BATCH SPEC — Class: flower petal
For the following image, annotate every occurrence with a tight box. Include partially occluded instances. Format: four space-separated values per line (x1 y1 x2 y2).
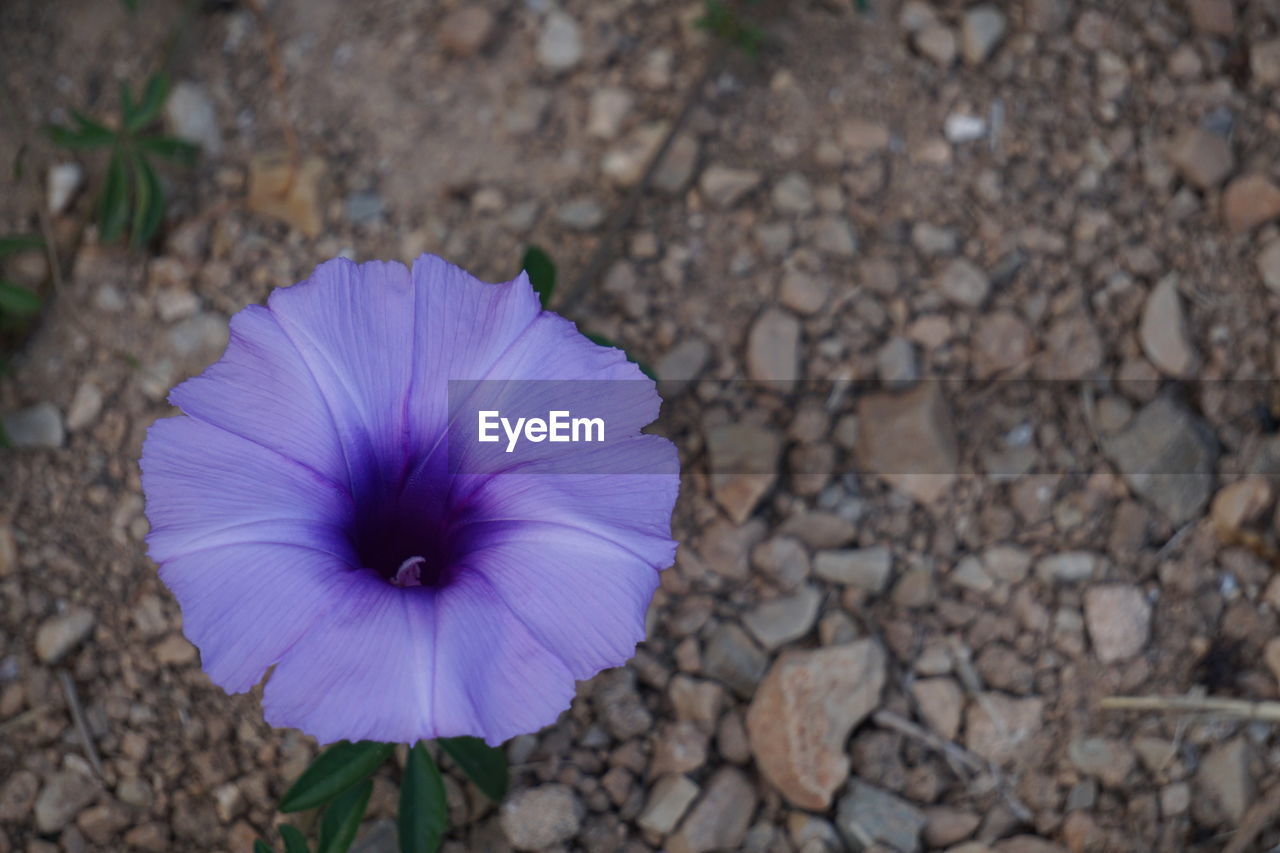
267 259 416 497
159 542 355 692
141 415 354 564
262 573 575 745
168 304 350 486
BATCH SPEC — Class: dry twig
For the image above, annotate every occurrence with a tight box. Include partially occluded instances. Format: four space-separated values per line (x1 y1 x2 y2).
1101 694 1280 722
58 670 104 778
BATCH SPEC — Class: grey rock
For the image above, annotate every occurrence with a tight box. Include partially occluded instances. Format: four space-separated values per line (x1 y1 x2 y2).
1197 737 1253 823
743 584 822 650
913 24 956 67
1139 275 1198 377
34 771 99 833
1168 127 1233 191
810 216 858 257
855 382 959 503
536 11 583 72
876 336 920 389
911 222 957 256
935 258 990 307
66 382 104 432
169 312 229 359
638 775 700 835
772 173 815 215
836 780 926 853
0 769 39 821
746 308 801 381
703 623 768 699
35 607 96 664
699 165 762 208
1083 584 1151 664
556 198 605 230
1104 395 1217 523
779 269 830 315
1035 551 1098 584
653 133 700 195
592 668 652 739
961 4 1007 64
655 338 710 394
345 191 385 226
2 402 64 449
813 547 891 592
586 87 633 139
667 767 757 853
164 81 222 156
499 784 583 850
706 425 781 524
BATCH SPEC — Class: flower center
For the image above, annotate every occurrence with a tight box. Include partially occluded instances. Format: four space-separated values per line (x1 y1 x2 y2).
350 490 467 589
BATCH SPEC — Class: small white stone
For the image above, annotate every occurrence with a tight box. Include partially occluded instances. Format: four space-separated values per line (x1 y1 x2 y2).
944 113 987 144
537 11 583 72
47 162 84 215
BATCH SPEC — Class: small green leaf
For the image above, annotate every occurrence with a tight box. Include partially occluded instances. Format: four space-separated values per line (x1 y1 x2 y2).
71 109 116 139
98 150 131 243
280 825 310 853
0 281 41 317
317 779 372 853
130 154 165 248
254 841 274 853
46 116 115 149
398 743 447 853
119 81 137 125
437 737 507 803
521 245 556 309
121 0 139 11
279 740 395 813
138 136 199 166
127 73 169 132
0 235 44 258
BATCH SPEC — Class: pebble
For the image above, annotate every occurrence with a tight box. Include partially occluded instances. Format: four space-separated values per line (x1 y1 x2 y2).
47 162 84 215
752 537 810 590
603 122 667 186
810 216 857 257
1210 477 1273 536
779 269 830 315
699 165 762 208
1035 551 1097 584
1252 38 1280 85
555 198 605 230
154 633 198 666
1104 395 1217 524
35 607 96 663
923 808 981 848
1139 275 1198 377
743 584 822 650
0 522 14 577
1256 241 1280 292
655 338 710 395
935 258 990 307
944 114 986 144
813 546 892 592
964 693 1044 764
1 402 64 449
638 775 700 835
593 668 652 739
836 780 927 853
779 512 856 550
344 191 385 226
697 519 765 580
438 6 494 57
1197 737 1252 823
34 771 99 833
247 153 328 238
913 24 957 67
653 134 700 195
960 5 1007 65
587 88 634 139
772 173 815 215
1036 312 1103 379
912 677 964 740
1168 127 1233 191
746 640 886 810
499 785 583 851
706 425 781 524
0 770 38 821
973 312 1032 377
703 623 768 699
855 383 959 504
1187 0 1235 36
666 767 757 853
911 222 957 256
1083 584 1150 663
164 81 221 156
1068 737 1136 787
1222 174 1280 232
876 336 919 389
536 11 583 72
746 307 800 381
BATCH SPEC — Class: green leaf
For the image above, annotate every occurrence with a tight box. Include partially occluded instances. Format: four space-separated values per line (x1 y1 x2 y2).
437 737 507 802
0 235 44 258
521 245 556 309
46 111 115 149
98 150 130 243
138 136 199 166
130 154 165 248
398 743 447 853
280 825 310 853
127 73 169 132
584 333 657 381
254 842 274 853
0 281 41 317
279 740 395 813
317 779 372 853
119 81 137 125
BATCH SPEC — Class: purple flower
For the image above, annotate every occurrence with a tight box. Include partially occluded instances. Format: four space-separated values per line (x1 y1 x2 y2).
140 256 678 745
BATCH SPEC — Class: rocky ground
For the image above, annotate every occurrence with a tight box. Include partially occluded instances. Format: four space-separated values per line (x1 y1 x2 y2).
5 0 1280 851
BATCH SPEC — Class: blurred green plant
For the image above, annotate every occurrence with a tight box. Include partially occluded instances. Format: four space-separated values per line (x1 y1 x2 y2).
0 235 45 328
46 72 197 248
697 0 765 56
